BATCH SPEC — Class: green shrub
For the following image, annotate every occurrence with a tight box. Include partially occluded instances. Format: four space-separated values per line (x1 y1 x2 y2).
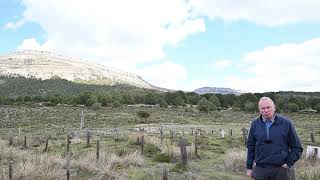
137 111 150 118
144 144 161 157
153 153 172 162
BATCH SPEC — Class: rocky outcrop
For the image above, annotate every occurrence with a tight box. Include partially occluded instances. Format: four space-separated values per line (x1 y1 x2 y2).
0 50 157 89
194 87 243 95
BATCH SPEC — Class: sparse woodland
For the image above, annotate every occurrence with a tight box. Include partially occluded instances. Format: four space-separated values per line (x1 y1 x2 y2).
0 76 320 179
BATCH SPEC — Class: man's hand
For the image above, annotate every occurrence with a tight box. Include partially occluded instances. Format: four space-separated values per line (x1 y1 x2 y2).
282 163 288 168
246 169 253 178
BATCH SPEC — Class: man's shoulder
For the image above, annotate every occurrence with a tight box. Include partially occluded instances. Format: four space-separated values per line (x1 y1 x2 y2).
251 117 262 125
274 114 296 128
275 114 292 122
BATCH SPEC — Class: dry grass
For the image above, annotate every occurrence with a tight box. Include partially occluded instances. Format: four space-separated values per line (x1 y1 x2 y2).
223 147 247 173
130 133 198 161
0 139 144 180
73 150 143 178
295 155 320 180
0 140 64 180
222 147 320 180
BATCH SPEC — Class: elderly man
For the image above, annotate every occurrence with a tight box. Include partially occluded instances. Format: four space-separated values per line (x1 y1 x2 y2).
246 97 303 180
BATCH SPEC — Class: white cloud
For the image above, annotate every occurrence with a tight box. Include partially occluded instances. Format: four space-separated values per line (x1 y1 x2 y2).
137 61 187 90
190 0 320 26
222 38 320 92
13 0 205 68
212 59 232 70
4 19 26 30
17 38 43 50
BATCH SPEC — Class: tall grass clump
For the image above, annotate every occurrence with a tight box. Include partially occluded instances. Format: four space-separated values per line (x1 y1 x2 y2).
223 148 246 172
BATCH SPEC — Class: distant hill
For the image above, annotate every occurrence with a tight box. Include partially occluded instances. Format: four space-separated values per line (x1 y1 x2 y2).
194 87 243 95
0 50 161 90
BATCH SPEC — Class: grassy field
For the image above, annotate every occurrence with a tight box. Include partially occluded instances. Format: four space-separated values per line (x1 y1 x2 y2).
0 105 319 179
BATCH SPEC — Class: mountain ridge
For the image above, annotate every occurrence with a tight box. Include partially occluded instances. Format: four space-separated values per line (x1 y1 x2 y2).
0 50 160 90
194 86 243 95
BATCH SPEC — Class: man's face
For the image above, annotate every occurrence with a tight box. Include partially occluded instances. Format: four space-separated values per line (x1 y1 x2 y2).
259 100 275 119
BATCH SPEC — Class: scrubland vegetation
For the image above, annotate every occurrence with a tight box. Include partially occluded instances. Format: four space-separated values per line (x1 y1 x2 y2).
0 104 319 179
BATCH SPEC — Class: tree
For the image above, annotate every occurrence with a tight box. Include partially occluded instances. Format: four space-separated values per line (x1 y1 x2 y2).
185 92 201 105
288 102 299 112
233 93 258 110
244 102 257 112
145 93 157 105
197 97 214 112
208 95 221 108
86 95 98 106
288 97 304 110
99 94 113 106
122 92 135 104
158 97 168 108
314 103 320 113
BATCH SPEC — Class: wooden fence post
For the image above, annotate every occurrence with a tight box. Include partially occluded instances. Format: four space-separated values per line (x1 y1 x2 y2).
9 136 13 147
44 138 49 152
24 136 27 149
229 129 233 143
194 131 198 157
141 135 144 154
162 167 169 180
66 134 70 154
66 155 70 180
96 140 100 161
86 131 90 148
311 131 315 144
179 137 188 166
115 128 119 141
9 158 13 180
241 127 248 146
160 126 163 145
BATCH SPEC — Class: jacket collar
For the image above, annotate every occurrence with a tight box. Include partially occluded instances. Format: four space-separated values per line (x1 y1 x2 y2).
259 114 281 124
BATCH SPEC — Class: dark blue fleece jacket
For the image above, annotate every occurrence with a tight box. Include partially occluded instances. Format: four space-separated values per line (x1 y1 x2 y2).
246 114 303 169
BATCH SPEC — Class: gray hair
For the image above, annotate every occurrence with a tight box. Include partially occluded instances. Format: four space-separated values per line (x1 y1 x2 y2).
258 97 275 108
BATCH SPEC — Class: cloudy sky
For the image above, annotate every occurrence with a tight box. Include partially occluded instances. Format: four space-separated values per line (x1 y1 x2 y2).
1 0 320 92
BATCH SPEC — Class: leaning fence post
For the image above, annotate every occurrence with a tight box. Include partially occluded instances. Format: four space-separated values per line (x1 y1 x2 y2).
9 158 13 180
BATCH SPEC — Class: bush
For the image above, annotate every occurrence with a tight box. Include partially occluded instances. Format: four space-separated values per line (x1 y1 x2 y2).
153 153 172 162
137 111 150 119
91 102 102 110
143 144 161 157
288 102 299 112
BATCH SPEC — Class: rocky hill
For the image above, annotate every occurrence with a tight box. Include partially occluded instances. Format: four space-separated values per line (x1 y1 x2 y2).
0 50 157 89
194 87 243 95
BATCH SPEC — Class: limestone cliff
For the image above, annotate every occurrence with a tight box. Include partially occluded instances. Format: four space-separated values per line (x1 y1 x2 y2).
0 50 157 89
